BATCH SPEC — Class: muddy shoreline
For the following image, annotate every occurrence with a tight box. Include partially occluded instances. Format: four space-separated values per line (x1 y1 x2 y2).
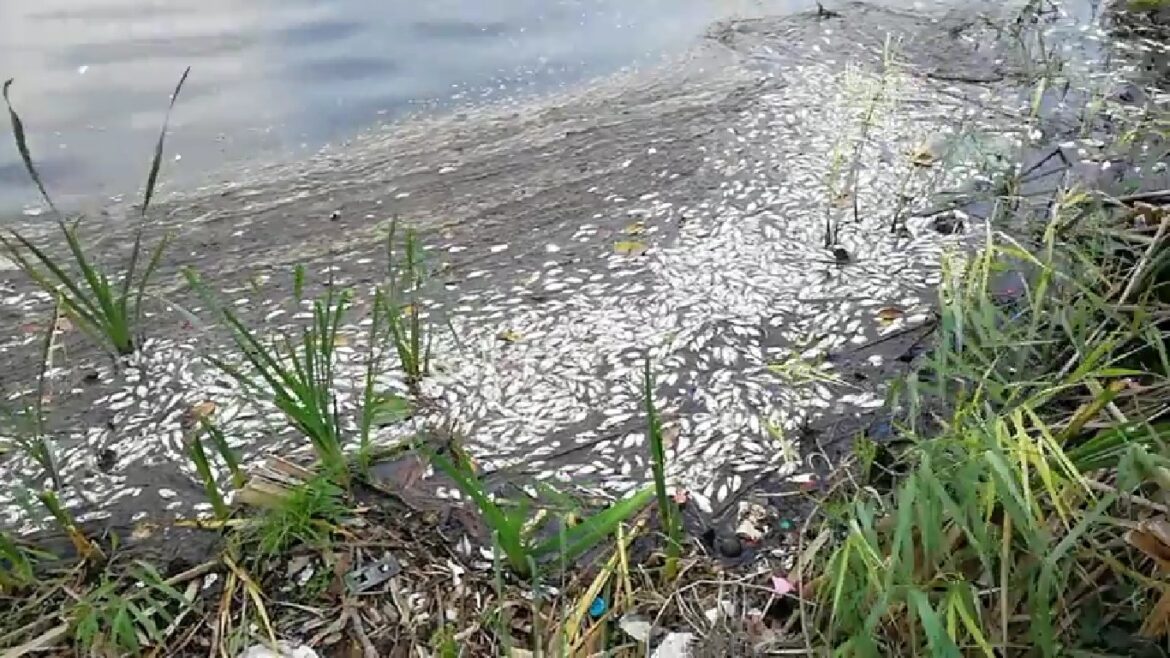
0 2 1051 534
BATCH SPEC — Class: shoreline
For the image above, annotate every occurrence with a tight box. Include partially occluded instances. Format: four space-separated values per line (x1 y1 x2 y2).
0 2 1030 533
8 1 1170 655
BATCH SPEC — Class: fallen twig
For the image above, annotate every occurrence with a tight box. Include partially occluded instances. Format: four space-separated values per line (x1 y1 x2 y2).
0 623 69 658
346 605 379 658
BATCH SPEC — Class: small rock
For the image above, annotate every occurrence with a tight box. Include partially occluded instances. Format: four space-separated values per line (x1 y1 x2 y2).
97 449 117 473
703 600 736 624
619 614 653 642
930 211 965 235
652 632 695 658
237 642 319 658
735 502 772 542
717 534 743 558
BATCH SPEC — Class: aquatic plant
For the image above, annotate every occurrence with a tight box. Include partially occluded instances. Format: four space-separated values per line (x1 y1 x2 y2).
1 302 64 490
0 72 187 356
186 432 231 520
36 489 103 561
187 266 353 481
383 220 431 389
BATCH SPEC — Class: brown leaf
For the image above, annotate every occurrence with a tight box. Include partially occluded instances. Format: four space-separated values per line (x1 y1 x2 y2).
183 401 217 429
1126 524 1170 573
496 329 522 344
131 522 156 540
876 306 904 326
1142 586 1170 638
909 145 936 167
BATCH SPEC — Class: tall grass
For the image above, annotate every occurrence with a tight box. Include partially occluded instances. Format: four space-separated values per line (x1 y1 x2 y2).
807 185 1170 656
0 71 187 356
188 268 352 480
383 221 431 388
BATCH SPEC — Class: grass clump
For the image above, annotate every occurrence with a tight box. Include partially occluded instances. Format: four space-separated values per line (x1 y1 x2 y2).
189 269 354 481
242 476 349 561
804 178 1170 656
0 72 186 356
383 220 432 389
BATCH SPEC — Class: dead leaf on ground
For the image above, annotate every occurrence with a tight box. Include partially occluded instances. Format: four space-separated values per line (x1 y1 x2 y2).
1128 519 1170 573
1132 201 1168 228
190 400 217 420
131 522 156 540
624 221 646 236
497 329 522 344
661 424 680 448
614 240 647 257
909 145 936 167
876 306 904 325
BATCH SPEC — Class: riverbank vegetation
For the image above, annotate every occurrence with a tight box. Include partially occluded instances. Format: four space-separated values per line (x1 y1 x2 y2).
3 4 1170 658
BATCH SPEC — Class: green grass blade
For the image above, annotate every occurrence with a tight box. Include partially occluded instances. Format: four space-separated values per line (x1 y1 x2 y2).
141 67 190 217
530 486 653 562
2 79 58 215
198 418 245 489
428 449 529 574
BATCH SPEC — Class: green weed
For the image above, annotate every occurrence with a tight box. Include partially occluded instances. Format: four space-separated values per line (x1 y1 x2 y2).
0 531 51 592
643 358 682 581
36 489 102 561
71 562 189 655
428 440 654 578
243 476 348 560
810 187 1170 656
187 433 230 520
190 268 353 481
0 72 186 356
383 220 431 388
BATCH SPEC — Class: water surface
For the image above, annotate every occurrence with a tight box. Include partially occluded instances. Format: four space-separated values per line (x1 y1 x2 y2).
0 0 775 212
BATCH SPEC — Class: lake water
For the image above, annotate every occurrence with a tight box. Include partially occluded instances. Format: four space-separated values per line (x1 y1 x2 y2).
0 0 784 213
